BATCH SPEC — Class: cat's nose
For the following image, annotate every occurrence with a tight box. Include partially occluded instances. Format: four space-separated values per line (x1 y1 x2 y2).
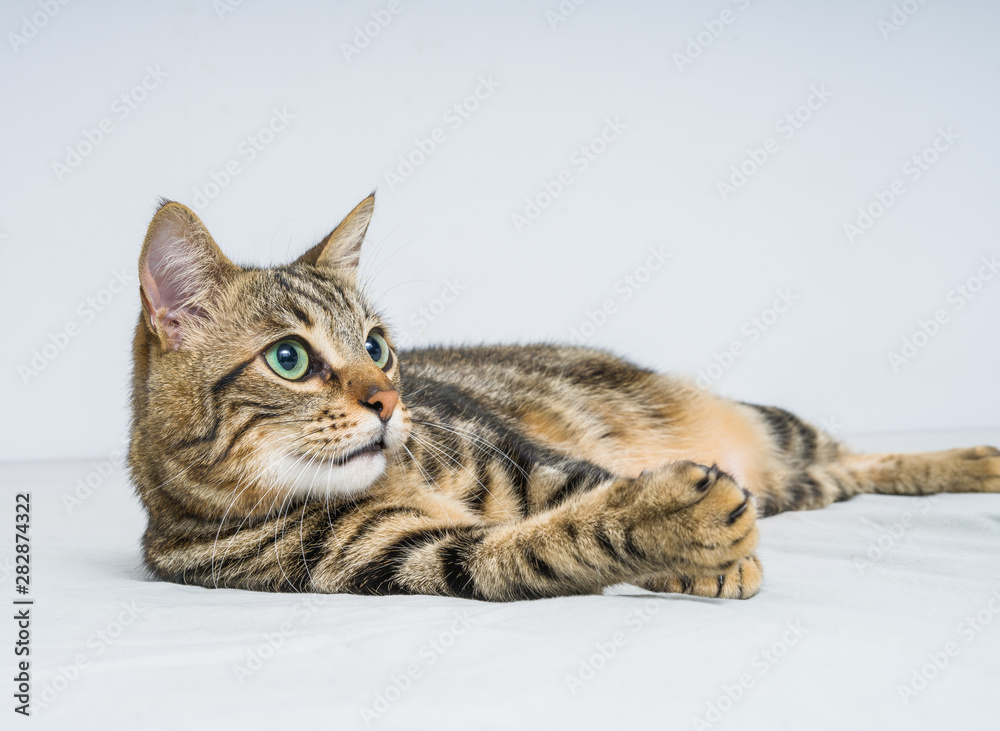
362 388 398 422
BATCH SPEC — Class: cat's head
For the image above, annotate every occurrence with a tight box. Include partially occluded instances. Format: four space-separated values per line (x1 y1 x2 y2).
130 195 411 516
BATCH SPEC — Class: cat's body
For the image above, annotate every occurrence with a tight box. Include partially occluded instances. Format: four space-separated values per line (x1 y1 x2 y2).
129 196 1000 601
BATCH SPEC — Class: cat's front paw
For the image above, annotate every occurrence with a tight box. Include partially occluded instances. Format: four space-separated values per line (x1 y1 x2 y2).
608 461 759 578
640 553 763 600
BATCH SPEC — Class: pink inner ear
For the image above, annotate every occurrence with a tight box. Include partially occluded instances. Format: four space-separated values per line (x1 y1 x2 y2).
141 221 208 349
140 259 186 350
333 239 363 271
139 203 235 349
146 245 195 310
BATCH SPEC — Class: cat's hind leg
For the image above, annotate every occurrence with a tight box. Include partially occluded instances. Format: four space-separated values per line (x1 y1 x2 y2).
823 445 1000 499
736 404 1000 515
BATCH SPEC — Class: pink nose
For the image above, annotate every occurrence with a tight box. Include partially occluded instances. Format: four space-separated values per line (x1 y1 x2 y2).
363 389 398 422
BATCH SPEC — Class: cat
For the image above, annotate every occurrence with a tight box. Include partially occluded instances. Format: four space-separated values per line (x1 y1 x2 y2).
128 194 1000 601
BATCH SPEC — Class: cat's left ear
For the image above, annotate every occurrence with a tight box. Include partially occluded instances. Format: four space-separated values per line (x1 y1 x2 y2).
295 193 375 284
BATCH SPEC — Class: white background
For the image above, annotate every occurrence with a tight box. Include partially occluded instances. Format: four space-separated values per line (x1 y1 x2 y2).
1 0 998 463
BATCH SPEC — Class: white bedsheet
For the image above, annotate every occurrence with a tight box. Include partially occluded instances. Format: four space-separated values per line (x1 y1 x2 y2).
3 430 998 731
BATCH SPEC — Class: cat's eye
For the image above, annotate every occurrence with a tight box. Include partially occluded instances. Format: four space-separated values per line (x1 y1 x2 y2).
264 339 310 380
365 331 391 370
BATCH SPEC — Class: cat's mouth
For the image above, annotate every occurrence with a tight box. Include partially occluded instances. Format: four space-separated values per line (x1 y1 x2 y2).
276 436 391 497
303 438 386 468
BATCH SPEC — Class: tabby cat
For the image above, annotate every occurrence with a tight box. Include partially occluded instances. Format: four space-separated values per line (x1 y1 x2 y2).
129 195 1000 601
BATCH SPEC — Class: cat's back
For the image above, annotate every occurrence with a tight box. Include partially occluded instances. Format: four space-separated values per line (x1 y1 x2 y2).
397 343 670 425
400 343 652 390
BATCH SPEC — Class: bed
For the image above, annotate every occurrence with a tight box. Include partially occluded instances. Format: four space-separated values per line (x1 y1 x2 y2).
8 430 998 730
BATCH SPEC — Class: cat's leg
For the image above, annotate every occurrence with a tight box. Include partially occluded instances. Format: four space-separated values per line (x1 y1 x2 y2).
315 461 759 601
742 404 1000 514
639 553 763 600
801 446 1000 502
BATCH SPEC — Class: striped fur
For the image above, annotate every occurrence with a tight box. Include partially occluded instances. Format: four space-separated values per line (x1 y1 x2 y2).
129 197 1000 601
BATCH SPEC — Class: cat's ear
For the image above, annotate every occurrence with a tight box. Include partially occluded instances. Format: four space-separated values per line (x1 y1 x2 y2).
295 194 375 283
138 201 238 351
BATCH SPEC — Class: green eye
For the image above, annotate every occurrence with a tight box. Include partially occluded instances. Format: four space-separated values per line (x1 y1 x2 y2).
365 331 390 370
265 339 309 380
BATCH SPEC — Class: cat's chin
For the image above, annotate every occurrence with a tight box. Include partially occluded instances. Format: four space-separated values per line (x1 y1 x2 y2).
270 449 388 499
